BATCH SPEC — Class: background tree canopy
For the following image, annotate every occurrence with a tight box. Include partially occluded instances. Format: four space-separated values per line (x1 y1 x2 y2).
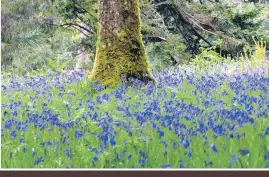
1 0 269 73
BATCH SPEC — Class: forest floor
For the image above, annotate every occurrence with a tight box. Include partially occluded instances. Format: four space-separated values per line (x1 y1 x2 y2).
1 60 269 168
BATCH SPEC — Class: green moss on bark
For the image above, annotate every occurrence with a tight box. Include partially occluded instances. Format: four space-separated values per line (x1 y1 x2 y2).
88 0 155 87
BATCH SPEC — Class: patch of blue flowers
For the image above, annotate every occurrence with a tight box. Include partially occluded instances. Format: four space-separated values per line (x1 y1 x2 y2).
1 66 269 168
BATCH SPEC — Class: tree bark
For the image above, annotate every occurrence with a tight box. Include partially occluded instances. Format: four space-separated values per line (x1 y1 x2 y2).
88 0 155 86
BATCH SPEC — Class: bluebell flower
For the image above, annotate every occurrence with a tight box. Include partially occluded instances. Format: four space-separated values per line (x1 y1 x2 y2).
34 156 43 166
93 156 98 162
128 131 133 136
41 102 47 108
109 136 116 146
265 127 269 135
23 146 27 153
240 149 250 156
92 156 98 166
10 131 17 139
16 122 28 131
211 144 219 153
236 133 243 139
63 148 72 159
32 149 36 156
91 148 98 154
264 149 269 161
173 142 177 149
205 161 213 167
12 111 18 117
3 119 13 130
20 138 25 144
102 93 109 101
140 151 147 159
92 112 98 120
158 130 164 138
127 154 132 160
96 96 102 104
139 158 146 167
116 153 120 161
187 152 192 159
229 134 234 139
39 124 46 131
101 134 108 145
184 139 191 149
40 141 52 147
180 164 187 168
74 130 83 139
229 153 238 165
213 124 224 135
162 140 168 147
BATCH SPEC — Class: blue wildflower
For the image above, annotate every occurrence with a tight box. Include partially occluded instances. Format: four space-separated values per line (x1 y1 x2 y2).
40 141 52 147
4 119 13 130
109 136 116 146
91 112 98 120
127 154 132 160
213 124 224 135
92 156 98 166
187 152 192 159
93 156 98 162
74 130 83 139
140 151 148 159
139 158 146 167
229 153 238 165
102 93 109 101
16 122 28 131
264 149 269 161
265 127 269 135
62 136 68 144
96 96 102 104
10 131 17 139
42 102 47 107
34 156 43 166
158 130 164 138
23 146 27 153
19 138 25 144
32 149 36 156
63 148 72 159
101 134 108 145
240 149 250 156
205 161 213 167
184 139 191 149
180 164 187 168
116 153 120 161
211 144 219 153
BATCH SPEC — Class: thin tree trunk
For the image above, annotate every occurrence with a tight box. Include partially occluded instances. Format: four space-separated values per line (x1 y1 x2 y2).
88 0 155 86
75 22 91 71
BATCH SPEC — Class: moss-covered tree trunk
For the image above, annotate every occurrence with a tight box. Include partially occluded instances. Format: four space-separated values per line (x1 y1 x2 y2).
88 0 154 86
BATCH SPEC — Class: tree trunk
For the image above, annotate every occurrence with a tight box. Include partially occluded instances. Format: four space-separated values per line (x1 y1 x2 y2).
88 0 155 86
75 22 91 71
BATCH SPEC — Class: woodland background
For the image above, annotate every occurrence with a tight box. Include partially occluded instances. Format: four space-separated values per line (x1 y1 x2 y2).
2 0 269 74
